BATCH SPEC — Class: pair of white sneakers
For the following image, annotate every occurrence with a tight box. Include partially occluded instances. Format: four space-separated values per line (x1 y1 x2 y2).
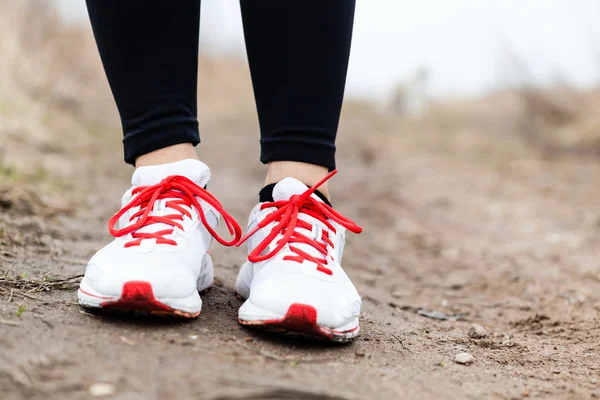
77 159 362 341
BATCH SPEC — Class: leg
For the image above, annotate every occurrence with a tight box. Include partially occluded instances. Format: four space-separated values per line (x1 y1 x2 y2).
78 1 242 318
240 0 356 198
236 1 362 341
86 0 201 167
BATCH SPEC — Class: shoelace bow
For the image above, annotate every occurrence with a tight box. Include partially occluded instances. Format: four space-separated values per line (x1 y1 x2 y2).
108 175 242 247
236 170 362 276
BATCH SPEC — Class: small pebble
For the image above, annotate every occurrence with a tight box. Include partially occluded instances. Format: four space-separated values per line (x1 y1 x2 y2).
89 383 116 397
468 324 488 339
493 332 509 340
355 349 366 357
502 340 516 347
455 352 474 365
189 335 198 340
119 336 136 346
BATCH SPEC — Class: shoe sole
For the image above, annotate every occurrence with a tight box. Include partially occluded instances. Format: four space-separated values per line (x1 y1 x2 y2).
238 302 360 343
78 281 201 318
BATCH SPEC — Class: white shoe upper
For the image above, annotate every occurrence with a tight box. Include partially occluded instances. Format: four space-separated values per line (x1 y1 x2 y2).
78 161 361 329
79 160 241 312
236 174 363 330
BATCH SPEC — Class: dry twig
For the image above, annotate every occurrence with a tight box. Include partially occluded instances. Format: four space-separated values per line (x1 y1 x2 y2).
0 271 83 302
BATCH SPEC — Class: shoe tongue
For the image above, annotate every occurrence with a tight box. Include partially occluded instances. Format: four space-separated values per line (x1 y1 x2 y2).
272 177 323 203
273 178 328 259
127 160 211 241
132 159 211 187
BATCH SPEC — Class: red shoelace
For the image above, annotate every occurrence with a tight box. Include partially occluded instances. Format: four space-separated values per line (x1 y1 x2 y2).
236 170 362 276
108 175 242 247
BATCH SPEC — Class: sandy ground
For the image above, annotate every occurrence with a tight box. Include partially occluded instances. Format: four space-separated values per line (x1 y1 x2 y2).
2 87 600 400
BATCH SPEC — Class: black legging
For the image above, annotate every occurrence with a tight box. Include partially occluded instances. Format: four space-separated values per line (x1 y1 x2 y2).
85 1 355 171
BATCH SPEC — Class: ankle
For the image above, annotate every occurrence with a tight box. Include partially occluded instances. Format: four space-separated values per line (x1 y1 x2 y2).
265 161 330 199
135 143 199 168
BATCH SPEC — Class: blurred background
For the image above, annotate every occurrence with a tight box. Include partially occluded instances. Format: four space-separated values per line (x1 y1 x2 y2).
54 0 600 99
3 0 600 176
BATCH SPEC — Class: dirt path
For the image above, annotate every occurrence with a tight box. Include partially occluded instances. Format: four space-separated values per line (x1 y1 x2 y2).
2 88 600 400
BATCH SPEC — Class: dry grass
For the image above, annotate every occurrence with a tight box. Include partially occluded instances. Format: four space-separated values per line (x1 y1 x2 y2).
0 271 82 293
518 87 600 157
399 86 600 164
0 270 82 304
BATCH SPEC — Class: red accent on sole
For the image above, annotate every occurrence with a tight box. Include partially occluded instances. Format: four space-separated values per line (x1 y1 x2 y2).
239 303 357 341
100 281 199 318
78 288 114 300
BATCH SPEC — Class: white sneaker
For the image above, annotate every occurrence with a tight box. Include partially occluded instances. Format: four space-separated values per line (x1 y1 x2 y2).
78 159 241 318
235 171 363 341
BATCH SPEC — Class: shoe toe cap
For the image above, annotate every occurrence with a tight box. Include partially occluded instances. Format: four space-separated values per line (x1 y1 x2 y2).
246 276 361 328
84 262 197 299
